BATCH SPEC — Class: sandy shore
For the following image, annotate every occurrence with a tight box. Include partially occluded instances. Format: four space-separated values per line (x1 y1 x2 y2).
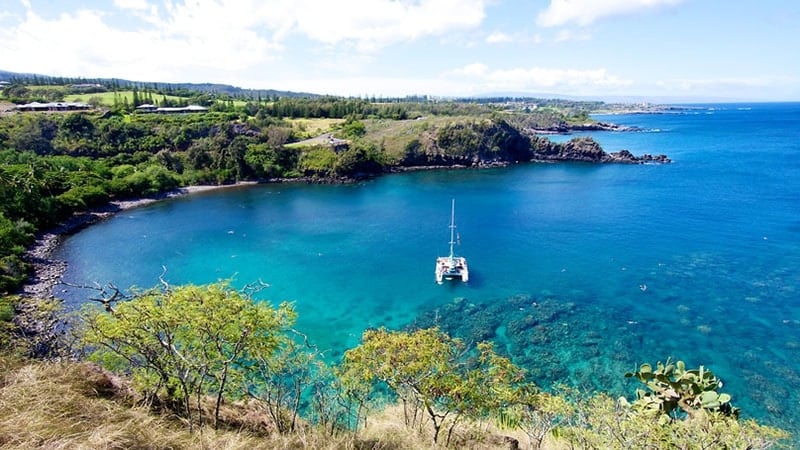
20 183 257 300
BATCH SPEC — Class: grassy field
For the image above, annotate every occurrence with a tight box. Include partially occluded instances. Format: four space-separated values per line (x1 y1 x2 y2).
64 90 187 107
361 115 479 159
287 118 344 140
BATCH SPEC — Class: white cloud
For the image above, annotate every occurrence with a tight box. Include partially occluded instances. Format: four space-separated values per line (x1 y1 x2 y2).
537 0 683 27
486 31 513 44
254 64 634 97
655 76 795 91
283 0 488 52
0 2 282 82
554 29 591 42
0 0 489 82
113 0 149 10
448 63 490 77
445 63 632 93
267 75 471 98
486 67 631 90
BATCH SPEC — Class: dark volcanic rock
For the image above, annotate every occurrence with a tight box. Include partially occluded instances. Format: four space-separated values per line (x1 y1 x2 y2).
530 121 640 134
607 149 671 164
569 121 641 132
529 137 670 164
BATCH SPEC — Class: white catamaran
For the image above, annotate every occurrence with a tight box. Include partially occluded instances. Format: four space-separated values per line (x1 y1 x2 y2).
435 199 469 284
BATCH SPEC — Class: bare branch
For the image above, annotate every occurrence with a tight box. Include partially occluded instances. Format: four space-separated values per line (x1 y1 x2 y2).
240 278 271 297
58 280 131 312
159 265 170 292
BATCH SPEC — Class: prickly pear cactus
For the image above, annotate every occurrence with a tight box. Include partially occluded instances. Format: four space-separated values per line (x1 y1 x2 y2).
624 358 739 420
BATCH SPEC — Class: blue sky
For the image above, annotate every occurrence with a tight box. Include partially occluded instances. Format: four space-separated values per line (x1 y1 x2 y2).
1 0 798 101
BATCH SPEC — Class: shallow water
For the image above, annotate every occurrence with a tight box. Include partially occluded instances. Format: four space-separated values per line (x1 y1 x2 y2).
55 103 800 435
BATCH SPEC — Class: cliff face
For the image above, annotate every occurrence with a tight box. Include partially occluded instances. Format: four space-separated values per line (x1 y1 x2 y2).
397 119 670 168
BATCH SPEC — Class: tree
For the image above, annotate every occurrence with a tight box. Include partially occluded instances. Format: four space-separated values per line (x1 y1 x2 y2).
498 385 573 449
80 282 296 429
243 330 326 433
338 117 366 139
339 327 458 443
339 327 528 445
333 142 385 177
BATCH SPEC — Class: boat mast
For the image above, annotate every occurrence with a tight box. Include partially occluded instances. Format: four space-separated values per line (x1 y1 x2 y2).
449 198 456 260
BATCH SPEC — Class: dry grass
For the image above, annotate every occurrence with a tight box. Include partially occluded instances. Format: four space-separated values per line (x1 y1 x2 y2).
0 357 346 449
358 403 532 450
0 356 547 449
0 357 447 449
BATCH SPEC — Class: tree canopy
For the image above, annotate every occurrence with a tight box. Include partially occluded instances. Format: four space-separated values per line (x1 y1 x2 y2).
80 282 296 429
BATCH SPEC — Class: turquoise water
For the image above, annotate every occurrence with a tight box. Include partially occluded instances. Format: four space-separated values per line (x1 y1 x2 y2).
55 103 800 434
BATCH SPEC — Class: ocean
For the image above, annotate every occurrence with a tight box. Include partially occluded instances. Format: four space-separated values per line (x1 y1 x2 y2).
54 102 800 434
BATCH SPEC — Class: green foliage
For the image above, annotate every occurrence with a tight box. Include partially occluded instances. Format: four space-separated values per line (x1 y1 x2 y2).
263 96 408 120
333 142 385 177
242 331 330 434
436 121 484 157
0 295 16 349
566 109 591 124
8 296 68 358
6 115 57 154
111 164 180 197
434 119 531 163
0 296 13 323
299 146 337 177
499 386 573 449
80 282 296 428
0 213 34 294
245 143 299 179
624 358 739 422
337 117 367 139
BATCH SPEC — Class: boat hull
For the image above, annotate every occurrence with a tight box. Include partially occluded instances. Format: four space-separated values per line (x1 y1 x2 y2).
435 256 469 284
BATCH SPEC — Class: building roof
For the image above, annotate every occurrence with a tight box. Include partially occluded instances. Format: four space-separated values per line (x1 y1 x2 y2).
15 101 91 110
139 105 209 113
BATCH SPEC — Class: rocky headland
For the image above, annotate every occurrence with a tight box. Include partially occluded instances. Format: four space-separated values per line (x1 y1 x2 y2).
530 121 641 134
528 136 670 164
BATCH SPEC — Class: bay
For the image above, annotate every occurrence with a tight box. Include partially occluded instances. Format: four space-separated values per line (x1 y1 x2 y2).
55 102 800 434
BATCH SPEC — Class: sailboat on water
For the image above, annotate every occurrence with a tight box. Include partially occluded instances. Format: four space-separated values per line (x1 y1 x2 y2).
435 199 469 284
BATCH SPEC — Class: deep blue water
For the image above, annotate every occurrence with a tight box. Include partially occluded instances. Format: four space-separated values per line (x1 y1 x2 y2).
55 103 800 434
